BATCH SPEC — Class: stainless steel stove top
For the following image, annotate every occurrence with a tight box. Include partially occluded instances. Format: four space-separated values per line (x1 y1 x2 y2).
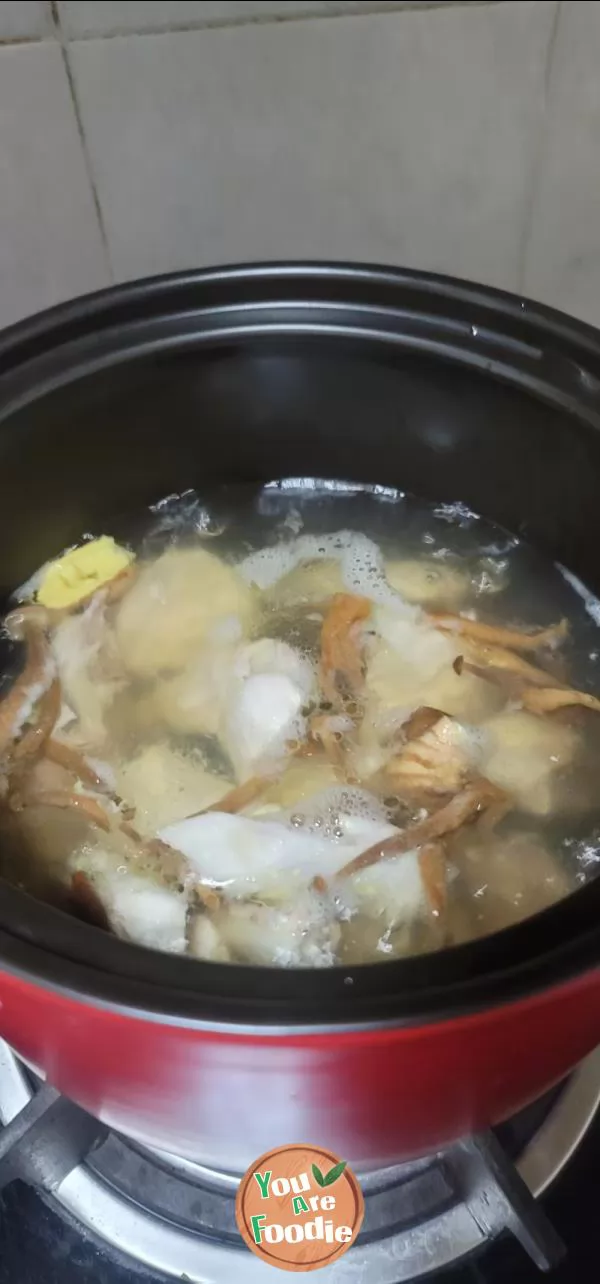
0 1041 598 1282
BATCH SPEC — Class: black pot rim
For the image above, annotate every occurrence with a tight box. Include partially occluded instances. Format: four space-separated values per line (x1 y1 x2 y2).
1 258 600 1031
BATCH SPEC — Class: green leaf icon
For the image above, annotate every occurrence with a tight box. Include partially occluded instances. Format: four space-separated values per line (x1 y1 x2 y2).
312 1163 325 1188
323 1161 347 1186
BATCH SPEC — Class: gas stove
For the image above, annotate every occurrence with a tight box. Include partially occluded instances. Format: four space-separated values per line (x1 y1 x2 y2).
0 1040 598 1283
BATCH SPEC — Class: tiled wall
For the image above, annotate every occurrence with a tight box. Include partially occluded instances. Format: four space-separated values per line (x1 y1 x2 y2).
0 1 599 329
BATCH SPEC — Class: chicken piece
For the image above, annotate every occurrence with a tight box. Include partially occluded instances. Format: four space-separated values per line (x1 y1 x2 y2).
188 914 231 962
366 614 454 709
150 640 237 737
210 892 341 967
51 595 124 744
421 661 504 723
115 547 254 678
365 611 500 726
247 757 341 813
386 715 485 800
337 848 426 930
151 632 316 783
455 832 573 937
481 711 578 816
226 674 305 777
266 558 344 610
159 800 398 901
116 742 232 836
386 558 469 608
338 836 447 952
221 638 316 782
75 844 188 954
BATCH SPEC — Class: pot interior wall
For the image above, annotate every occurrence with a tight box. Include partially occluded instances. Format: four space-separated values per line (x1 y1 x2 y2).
0 334 598 597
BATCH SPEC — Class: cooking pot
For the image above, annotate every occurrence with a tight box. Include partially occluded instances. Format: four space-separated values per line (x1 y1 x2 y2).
0 262 599 1172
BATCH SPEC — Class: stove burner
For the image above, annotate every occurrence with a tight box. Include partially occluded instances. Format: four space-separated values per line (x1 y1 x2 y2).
0 1042 598 1282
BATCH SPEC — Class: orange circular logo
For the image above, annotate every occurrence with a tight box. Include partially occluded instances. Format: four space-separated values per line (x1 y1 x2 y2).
235 1143 364 1271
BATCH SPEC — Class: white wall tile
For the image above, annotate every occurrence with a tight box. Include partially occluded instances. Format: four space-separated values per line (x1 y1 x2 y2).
524 2 600 329
0 1 52 40
0 43 109 329
59 2 462 38
70 2 555 290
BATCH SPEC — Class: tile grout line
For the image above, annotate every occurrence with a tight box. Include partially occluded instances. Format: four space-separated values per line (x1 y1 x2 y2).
0 2 507 46
49 0 115 281
0 34 51 46
58 0 505 43
516 0 563 296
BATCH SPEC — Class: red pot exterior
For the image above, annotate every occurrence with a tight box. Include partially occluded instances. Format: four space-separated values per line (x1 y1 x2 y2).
0 967 599 1169
0 265 600 1170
